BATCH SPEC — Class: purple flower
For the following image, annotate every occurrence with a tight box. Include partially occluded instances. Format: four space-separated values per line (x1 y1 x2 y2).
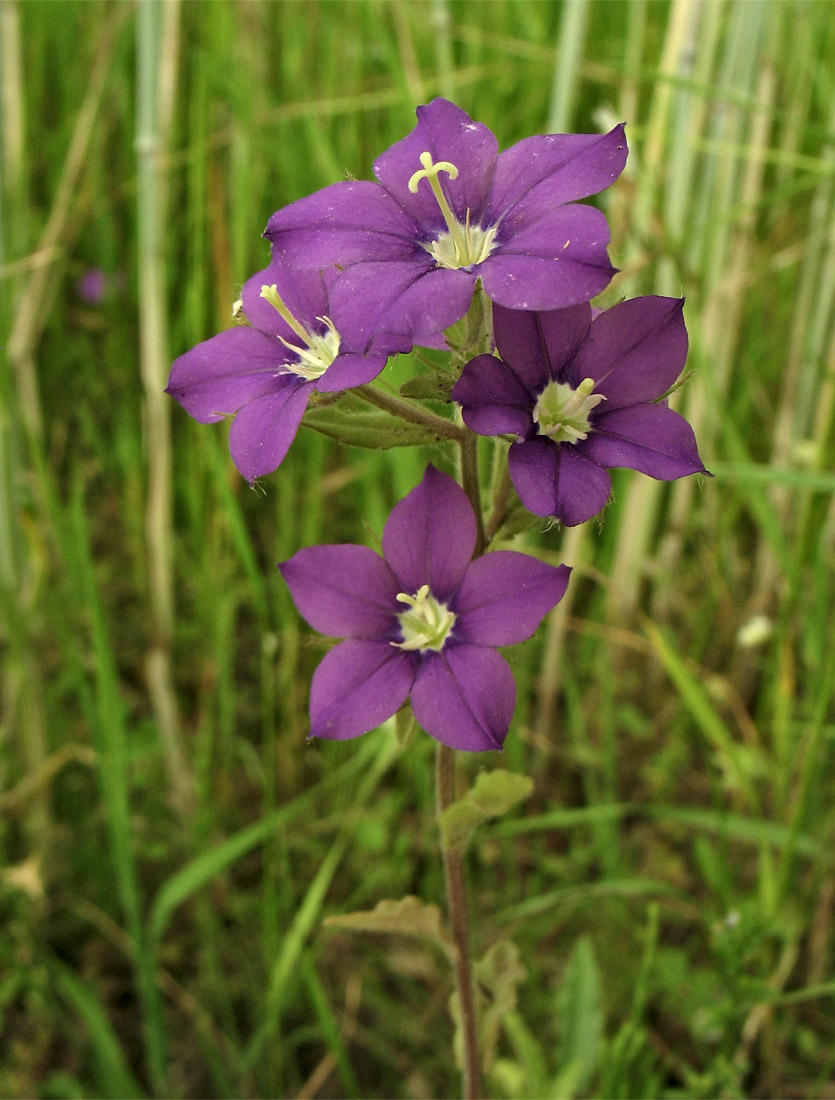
166 253 409 482
279 466 570 751
265 98 627 345
77 267 107 304
450 297 708 527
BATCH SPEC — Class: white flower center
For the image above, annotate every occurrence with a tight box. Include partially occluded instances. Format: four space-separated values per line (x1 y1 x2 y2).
260 284 341 381
408 151 499 271
392 584 457 653
533 377 606 444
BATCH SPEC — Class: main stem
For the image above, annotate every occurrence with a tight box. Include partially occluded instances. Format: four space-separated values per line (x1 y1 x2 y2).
436 743 481 1100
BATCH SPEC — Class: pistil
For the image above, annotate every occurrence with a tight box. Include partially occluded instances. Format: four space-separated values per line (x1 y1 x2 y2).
260 284 341 381
408 151 498 271
533 377 606 444
393 583 457 652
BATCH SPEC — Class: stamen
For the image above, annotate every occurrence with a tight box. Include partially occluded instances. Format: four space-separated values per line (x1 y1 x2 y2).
260 286 341 381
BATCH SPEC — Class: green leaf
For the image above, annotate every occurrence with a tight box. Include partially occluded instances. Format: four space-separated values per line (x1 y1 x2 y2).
323 895 455 959
394 702 418 748
440 768 534 853
52 963 145 1099
302 406 451 449
553 935 604 1097
399 374 455 401
450 939 527 1075
443 281 494 369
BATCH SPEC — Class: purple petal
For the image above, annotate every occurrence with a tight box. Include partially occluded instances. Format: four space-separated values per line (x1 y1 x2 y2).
492 302 591 391
374 98 498 229
488 125 627 229
315 352 390 393
309 639 417 740
502 203 615 276
568 297 688 407
382 465 476 601
451 354 534 438
481 243 616 313
582 403 708 479
410 646 515 752
508 438 561 517
508 437 612 525
227 380 312 482
279 545 401 639
265 180 420 268
166 327 293 423
329 261 475 344
241 255 329 336
453 552 571 646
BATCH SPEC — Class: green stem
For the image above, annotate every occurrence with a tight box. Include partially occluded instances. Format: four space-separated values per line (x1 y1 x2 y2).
459 432 486 556
436 744 482 1100
485 458 514 545
354 384 466 441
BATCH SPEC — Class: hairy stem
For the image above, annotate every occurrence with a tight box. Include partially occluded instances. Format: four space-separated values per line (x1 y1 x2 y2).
485 456 514 545
459 432 486 556
436 743 481 1100
355 384 466 440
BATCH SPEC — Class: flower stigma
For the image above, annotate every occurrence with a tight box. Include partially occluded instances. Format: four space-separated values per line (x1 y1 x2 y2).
408 151 498 271
392 583 457 652
533 377 606 444
260 284 341 381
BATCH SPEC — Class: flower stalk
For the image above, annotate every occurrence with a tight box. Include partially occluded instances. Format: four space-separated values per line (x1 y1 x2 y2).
436 743 482 1100
355 383 467 440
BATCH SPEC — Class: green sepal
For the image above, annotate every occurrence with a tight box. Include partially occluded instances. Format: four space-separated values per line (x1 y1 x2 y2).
399 373 456 402
443 281 494 372
302 403 451 450
394 702 418 749
323 896 456 960
450 939 527 1074
440 768 533 854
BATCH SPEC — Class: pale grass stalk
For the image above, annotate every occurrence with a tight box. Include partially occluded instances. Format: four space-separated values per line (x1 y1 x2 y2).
6 4 126 439
657 41 776 607
391 1 424 107
0 0 24 588
0 1 45 859
547 0 590 133
137 0 194 818
429 0 455 102
752 78 835 598
609 0 702 609
535 523 586 741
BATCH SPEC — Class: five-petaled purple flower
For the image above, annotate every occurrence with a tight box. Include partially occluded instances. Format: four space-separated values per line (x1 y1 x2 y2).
450 297 708 526
265 98 627 346
166 252 409 482
279 466 570 751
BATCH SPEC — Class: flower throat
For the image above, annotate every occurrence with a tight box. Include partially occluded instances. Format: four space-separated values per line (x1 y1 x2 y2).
408 152 498 271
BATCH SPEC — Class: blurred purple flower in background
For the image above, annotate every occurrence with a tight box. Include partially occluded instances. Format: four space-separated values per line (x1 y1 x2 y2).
265 98 627 345
76 267 107 304
451 297 708 526
166 252 409 482
280 466 570 751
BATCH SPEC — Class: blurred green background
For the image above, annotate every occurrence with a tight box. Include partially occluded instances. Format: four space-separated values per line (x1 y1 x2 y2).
2 0 835 1096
